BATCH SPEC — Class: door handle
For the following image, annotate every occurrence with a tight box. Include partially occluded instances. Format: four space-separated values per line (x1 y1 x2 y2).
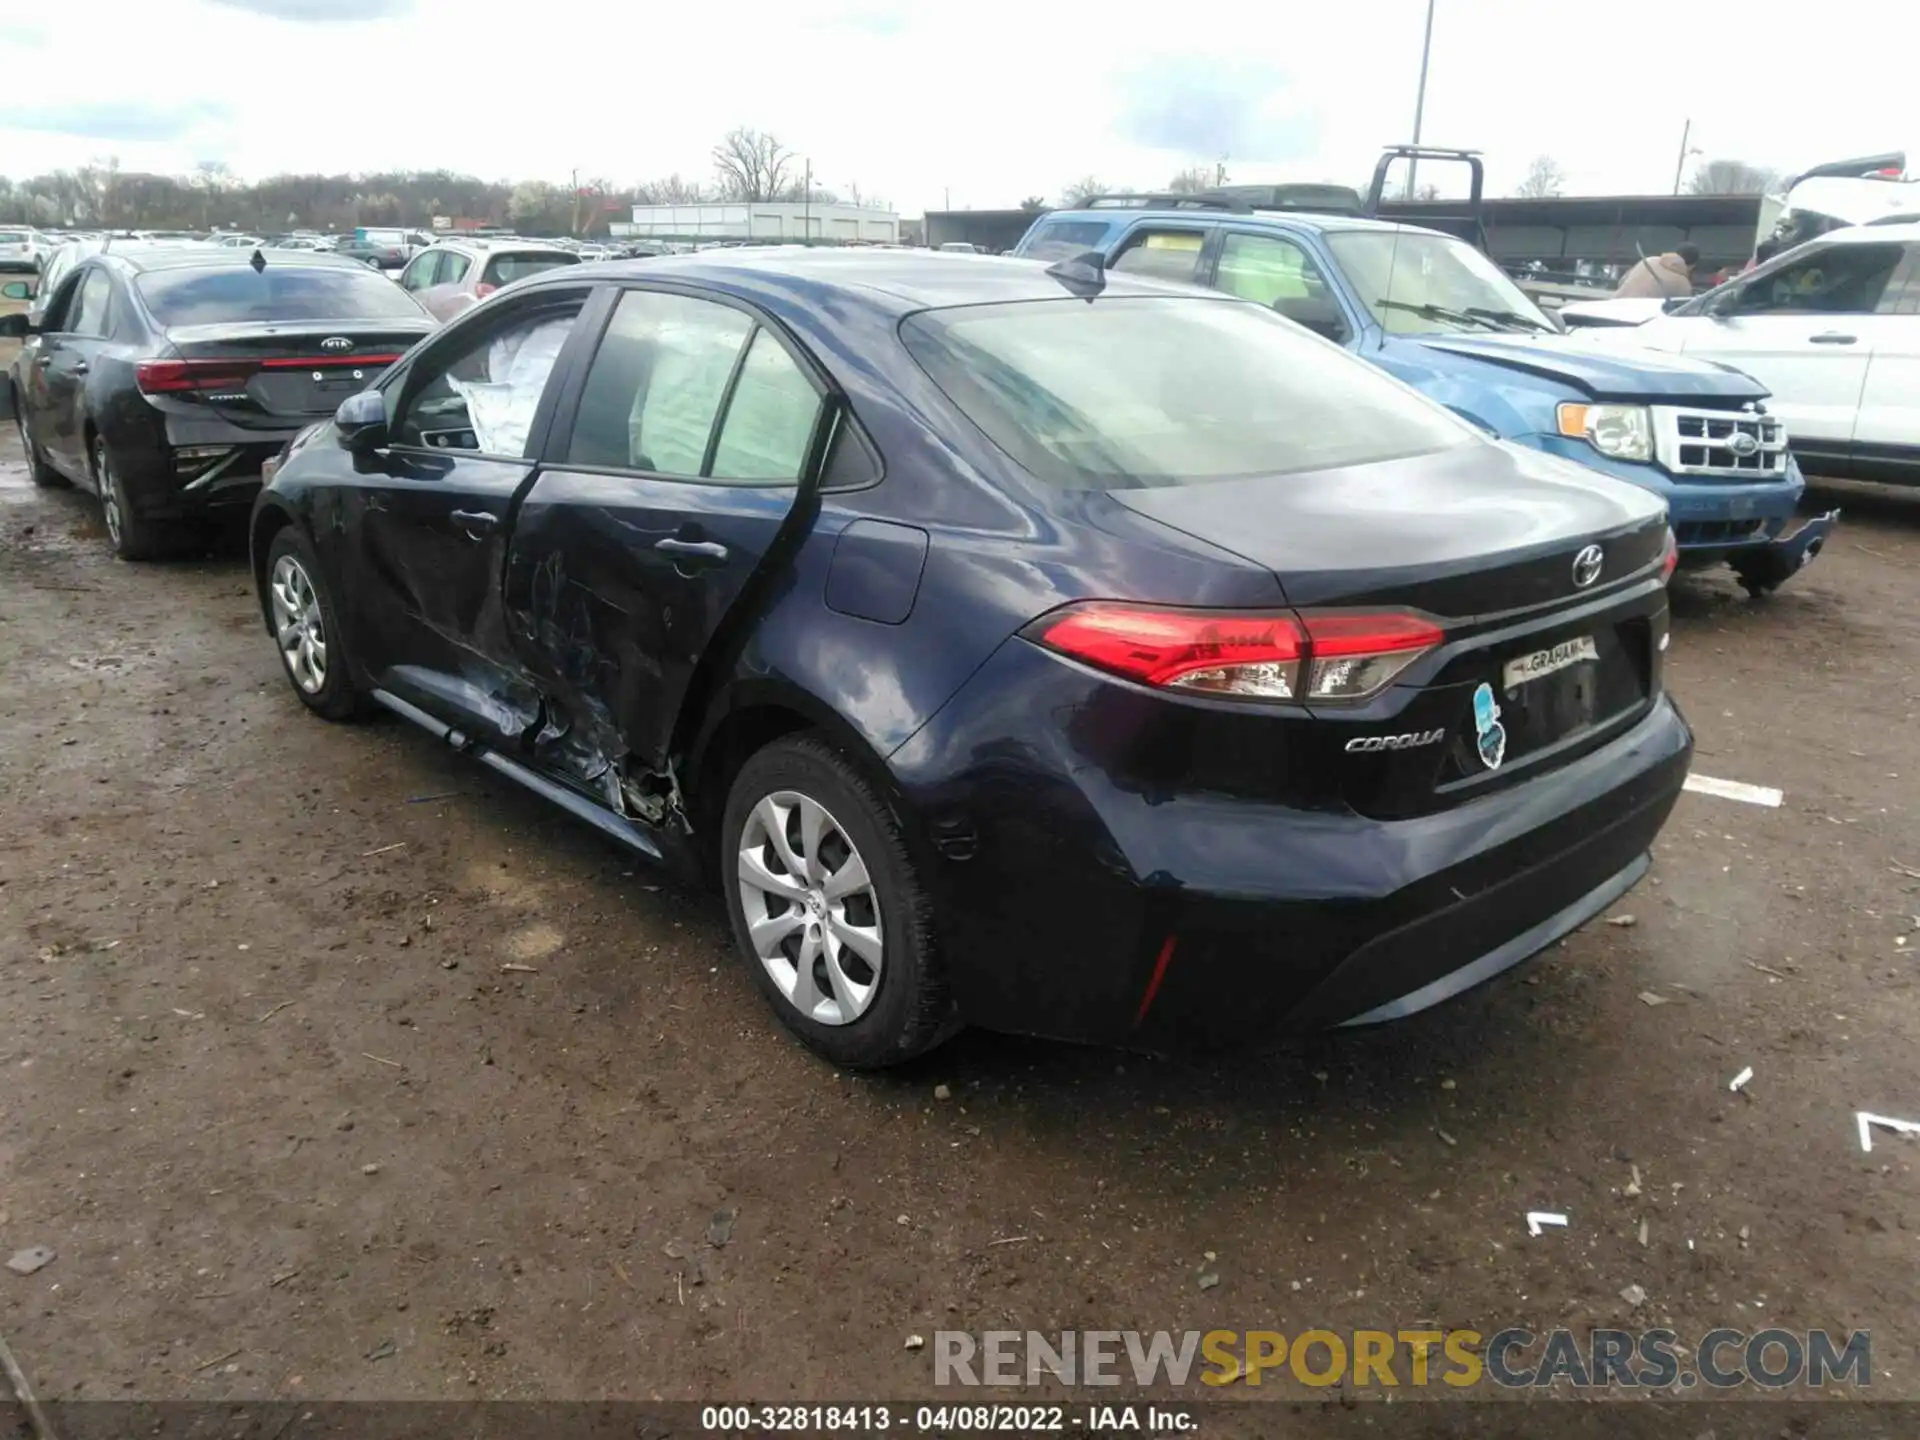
1809 332 1857 344
450 508 498 537
655 536 729 564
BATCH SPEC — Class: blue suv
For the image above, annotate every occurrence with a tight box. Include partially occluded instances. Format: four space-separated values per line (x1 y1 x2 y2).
1013 197 1837 595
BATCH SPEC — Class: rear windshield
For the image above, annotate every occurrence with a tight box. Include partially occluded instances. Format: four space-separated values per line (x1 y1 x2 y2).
901 295 1473 489
135 264 428 326
0 232 28 244
482 252 580 286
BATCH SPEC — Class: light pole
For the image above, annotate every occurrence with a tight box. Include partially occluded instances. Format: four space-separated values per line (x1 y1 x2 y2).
1672 119 1702 195
1406 0 1437 200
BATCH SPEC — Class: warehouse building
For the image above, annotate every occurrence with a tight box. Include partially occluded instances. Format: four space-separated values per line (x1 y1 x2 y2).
618 202 899 245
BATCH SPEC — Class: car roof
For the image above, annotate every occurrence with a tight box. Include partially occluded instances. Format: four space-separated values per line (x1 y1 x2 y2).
102 248 379 275
434 238 575 253
1041 205 1435 240
543 247 1227 312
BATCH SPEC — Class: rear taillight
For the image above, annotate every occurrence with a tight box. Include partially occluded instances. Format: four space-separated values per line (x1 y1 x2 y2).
474 282 497 298
1660 527 1679 583
136 359 257 394
1028 603 1442 704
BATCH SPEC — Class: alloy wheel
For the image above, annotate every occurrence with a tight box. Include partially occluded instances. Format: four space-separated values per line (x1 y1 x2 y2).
96 447 124 549
737 790 884 1026
269 553 329 694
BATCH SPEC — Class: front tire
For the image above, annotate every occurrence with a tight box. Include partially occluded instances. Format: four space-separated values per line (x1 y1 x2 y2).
264 527 370 721
722 734 954 1068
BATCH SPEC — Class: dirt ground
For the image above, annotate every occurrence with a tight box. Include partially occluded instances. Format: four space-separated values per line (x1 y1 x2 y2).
4 430 1920 1417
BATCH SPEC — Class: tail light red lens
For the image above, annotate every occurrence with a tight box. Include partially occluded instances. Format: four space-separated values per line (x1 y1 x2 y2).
474 282 497 298
1660 527 1679 583
136 359 257 394
1029 603 1442 703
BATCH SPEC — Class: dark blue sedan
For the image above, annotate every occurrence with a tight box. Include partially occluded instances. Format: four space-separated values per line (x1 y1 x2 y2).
250 249 1692 1066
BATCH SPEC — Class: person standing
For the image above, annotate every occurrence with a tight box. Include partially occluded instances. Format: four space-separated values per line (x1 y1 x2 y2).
1614 243 1700 299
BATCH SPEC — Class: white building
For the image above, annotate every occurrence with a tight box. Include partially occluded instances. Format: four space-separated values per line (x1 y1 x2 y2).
619 202 899 245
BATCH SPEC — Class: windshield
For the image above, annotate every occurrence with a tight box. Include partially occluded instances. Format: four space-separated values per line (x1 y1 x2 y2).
1326 230 1554 335
136 264 429 326
901 295 1474 490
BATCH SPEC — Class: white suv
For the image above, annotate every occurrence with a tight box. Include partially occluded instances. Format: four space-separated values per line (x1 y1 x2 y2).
1574 222 1920 486
0 228 49 273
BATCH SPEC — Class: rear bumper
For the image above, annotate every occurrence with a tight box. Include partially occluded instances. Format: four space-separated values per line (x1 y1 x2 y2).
109 416 301 519
891 639 1692 1048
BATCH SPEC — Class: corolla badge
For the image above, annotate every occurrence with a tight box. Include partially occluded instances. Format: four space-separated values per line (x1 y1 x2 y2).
1572 544 1604 588
1471 682 1507 772
320 336 355 353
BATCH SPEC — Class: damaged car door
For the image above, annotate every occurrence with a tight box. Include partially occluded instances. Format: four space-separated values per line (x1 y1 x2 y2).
501 286 827 815
338 288 590 740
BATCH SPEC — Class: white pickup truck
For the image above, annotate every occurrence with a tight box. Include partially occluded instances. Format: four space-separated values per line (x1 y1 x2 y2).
1568 220 1920 486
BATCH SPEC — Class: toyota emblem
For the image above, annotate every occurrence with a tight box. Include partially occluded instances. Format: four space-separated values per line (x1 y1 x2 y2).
320 336 354 353
1572 544 1604 588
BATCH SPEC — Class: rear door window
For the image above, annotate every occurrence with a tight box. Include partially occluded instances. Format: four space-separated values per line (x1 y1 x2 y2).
398 251 442 291
68 268 113 337
708 329 823 482
136 265 429 325
1108 228 1209 285
565 290 753 475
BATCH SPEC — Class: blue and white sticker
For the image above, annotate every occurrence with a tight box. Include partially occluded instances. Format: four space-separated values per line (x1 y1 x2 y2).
1471 682 1507 772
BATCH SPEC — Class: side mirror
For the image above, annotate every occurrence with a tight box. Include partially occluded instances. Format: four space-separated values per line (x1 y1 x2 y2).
0 312 31 339
336 389 388 452
1 279 33 302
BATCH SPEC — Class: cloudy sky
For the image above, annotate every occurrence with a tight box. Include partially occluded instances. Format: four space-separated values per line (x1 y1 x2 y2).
0 0 1913 213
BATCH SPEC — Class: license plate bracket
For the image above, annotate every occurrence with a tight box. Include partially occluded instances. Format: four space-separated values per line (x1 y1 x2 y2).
1503 635 1598 692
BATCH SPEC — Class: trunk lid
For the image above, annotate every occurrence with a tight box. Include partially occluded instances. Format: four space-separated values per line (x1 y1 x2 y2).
1109 442 1672 817
151 320 434 428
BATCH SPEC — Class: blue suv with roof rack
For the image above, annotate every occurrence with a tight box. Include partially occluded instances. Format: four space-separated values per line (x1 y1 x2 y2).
1012 148 1836 595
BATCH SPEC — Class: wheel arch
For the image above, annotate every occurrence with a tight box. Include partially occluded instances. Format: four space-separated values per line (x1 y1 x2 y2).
682 678 911 859
250 500 298 632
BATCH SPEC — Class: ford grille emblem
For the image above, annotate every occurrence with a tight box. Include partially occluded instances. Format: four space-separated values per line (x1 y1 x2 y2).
320 336 354 353
1728 432 1760 457
1572 544 1604 589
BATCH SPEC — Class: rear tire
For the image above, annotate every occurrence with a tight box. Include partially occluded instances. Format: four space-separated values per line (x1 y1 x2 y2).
14 398 66 488
264 526 371 721
94 438 170 560
722 734 955 1068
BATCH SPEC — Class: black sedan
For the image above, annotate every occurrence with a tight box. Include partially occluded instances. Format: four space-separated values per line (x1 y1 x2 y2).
250 250 1692 1067
2 249 436 558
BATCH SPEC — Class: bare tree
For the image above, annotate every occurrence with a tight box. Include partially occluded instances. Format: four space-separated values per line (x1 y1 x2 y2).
711 128 796 203
1686 158 1780 196
1019 195 1048 212
1413 182 1441 201
1513 155 1567 199
635 173 706 205
1060 175 1107 207
1167 166 1214 194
